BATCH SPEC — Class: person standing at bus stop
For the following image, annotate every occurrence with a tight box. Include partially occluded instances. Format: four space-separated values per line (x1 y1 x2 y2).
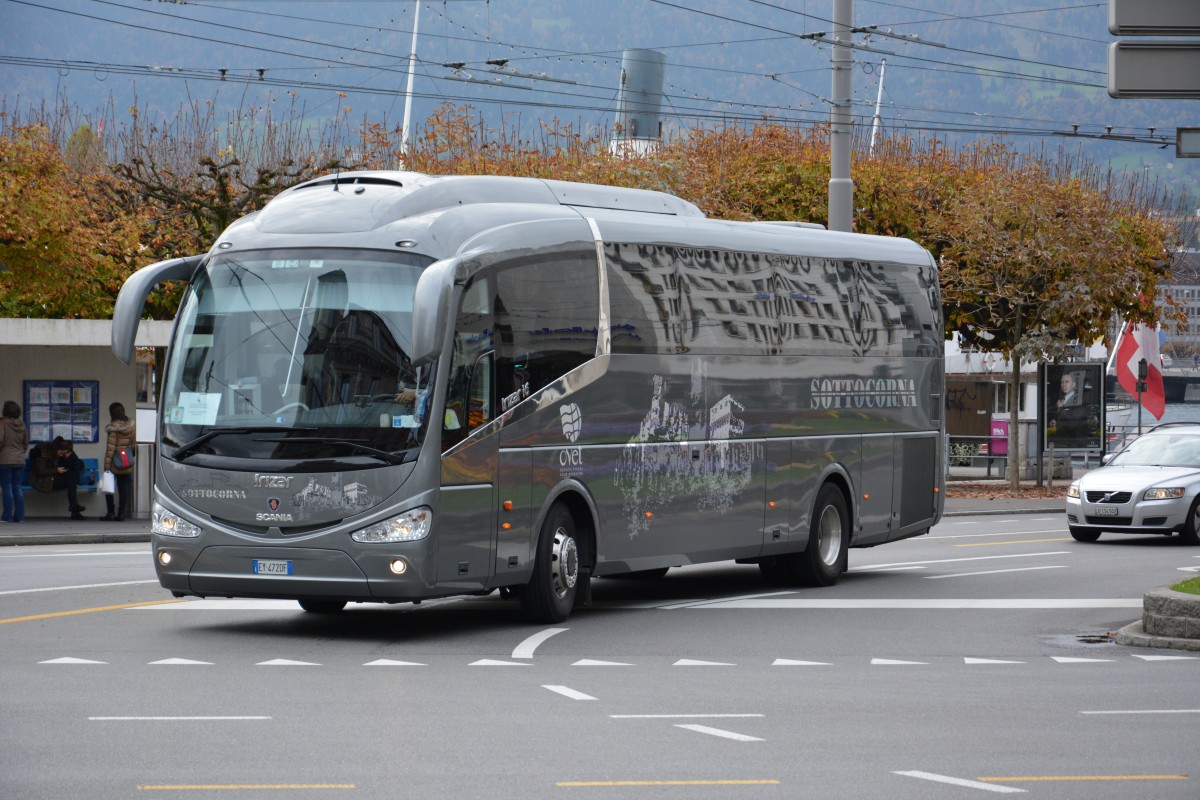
102 402 136 522
0 400 29 523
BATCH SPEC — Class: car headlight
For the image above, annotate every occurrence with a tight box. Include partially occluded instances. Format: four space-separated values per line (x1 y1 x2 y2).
1066 483 1080 498
1143 487 1186 500
152 502 202 538
351 507 432 543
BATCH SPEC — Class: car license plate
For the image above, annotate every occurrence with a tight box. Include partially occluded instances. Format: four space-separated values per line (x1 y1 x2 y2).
1093 507 1119 516
253 559 293 575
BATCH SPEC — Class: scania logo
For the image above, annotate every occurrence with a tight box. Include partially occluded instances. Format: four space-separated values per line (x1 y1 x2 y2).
268 497 281 511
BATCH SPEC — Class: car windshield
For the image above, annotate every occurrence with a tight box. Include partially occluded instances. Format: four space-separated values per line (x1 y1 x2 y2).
160 247 435 466
1110 432 1200 468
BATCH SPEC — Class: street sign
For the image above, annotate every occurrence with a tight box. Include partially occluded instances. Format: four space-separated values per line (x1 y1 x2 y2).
1109 0 1200 35
1178 129 1200 158
1108 41 1200 98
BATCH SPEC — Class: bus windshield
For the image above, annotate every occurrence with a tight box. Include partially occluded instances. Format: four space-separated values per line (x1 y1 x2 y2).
160 248 435 467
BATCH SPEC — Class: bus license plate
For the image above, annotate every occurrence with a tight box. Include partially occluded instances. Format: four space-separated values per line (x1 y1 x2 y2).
253 559 294 575
1093 507 1119 516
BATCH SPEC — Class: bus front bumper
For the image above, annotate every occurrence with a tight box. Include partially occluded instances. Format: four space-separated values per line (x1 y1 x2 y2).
152 542 440 602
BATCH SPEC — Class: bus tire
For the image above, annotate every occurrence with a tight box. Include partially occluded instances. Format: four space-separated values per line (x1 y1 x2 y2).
520 502 580 623
298 598 346 614
797 484 849 587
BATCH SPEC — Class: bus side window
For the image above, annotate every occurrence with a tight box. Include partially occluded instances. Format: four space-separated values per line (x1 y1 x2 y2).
443 278 493 450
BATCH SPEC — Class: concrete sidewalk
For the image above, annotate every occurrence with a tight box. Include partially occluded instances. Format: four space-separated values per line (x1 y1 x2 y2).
0 515 151 546
0 493 1062 546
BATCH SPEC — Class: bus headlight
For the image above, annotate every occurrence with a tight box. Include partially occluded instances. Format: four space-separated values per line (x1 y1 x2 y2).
351 507 432 543
152 502 202 538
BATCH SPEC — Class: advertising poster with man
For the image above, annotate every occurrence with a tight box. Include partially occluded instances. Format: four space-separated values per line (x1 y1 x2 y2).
1044 363 1104 450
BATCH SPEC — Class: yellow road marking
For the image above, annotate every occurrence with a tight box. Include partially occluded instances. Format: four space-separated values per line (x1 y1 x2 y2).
979 775 1188 783
557 780 780 787
0 598 184 625
138 785 355 791
954 537 1071 548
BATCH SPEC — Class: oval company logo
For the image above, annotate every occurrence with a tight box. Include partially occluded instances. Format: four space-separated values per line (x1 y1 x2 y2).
559 403 582 442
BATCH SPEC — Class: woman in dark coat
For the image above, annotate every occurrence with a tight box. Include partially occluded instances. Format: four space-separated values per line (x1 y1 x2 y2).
103 402 136 521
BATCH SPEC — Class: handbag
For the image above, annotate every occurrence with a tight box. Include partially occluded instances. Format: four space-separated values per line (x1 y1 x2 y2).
100 470 116 494
113 446 135 472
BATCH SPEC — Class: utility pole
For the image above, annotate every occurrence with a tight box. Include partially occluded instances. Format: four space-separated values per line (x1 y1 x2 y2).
828 0 854 232
869 58 886 155
400 0 421 157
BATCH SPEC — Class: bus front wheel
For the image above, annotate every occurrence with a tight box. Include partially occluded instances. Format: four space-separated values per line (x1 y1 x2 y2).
298 598 346 614
520 502 580 623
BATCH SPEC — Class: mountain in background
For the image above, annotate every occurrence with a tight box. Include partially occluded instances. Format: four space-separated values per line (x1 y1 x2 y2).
2 0 1199 201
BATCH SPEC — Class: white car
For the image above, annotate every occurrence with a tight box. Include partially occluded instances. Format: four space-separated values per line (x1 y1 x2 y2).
1065 423 1200 545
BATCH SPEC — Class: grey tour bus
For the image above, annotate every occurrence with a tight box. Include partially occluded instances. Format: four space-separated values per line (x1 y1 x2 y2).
111 171 945 623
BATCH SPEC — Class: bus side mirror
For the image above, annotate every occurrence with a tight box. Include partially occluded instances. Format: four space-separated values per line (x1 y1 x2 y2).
111 255 204 365
411 258 457 366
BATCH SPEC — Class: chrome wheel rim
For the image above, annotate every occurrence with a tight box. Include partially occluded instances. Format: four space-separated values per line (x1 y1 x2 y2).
551 527 579 598
817 505 843 567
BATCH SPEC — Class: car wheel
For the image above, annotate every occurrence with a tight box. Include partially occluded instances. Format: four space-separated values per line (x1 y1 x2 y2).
1069 526 1101 543
519 502 580 623
298 599 347 613
1181 498 1200 546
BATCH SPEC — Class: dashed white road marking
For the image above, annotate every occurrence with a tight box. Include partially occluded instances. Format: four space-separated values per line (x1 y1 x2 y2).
1131 654 1197 661
542 685 597 701
512 628 567 659
149 658 213 665
89 716 269 721
1080 709 1200 715
681 598 1140 610
674 724 763 742
871 658 927 665
924 565 1067 580
470 659 529 667
0 580 157 596
674 659 734 666
0 550 148 558
895 770 1025 793
364 659 425 666
40 657 106 664
612 714 764 719
256 659 319 666
855 552 1071 572
1051 657 1113 664
772 659 832 666
572 659 632 666
965 658 1025 665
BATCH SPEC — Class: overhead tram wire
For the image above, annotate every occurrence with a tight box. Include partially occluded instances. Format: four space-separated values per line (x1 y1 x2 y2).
2 52 1168 146
5 2 1165 146
20 0 1112 119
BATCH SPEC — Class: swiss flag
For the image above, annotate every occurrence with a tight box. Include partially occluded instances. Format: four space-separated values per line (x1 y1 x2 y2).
1115 322 1165 419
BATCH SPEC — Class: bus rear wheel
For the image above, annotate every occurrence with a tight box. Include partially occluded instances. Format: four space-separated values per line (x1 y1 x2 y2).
758 484 849 587
520 502 579 623
797 484 849 586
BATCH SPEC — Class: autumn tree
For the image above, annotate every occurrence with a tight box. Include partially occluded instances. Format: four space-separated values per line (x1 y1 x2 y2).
0 124 146 318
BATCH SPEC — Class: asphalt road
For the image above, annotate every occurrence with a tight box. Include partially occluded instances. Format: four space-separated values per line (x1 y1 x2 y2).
2 512 1198 799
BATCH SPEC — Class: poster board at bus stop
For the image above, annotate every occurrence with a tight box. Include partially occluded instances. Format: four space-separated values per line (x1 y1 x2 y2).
1043 363 1104 451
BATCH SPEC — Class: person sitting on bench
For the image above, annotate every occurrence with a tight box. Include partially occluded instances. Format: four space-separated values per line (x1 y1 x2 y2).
30 437 86 520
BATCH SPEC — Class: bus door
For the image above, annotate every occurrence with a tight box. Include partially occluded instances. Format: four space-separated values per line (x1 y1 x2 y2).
437 277 498 590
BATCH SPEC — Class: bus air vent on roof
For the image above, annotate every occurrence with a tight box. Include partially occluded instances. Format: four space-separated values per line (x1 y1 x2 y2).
294 176 405 191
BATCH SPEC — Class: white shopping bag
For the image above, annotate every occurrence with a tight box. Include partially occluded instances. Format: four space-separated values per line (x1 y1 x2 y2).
100 470 116 494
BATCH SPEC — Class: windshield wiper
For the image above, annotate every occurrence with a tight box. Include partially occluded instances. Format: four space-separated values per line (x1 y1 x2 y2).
171 426 318 461
277 437 408 465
